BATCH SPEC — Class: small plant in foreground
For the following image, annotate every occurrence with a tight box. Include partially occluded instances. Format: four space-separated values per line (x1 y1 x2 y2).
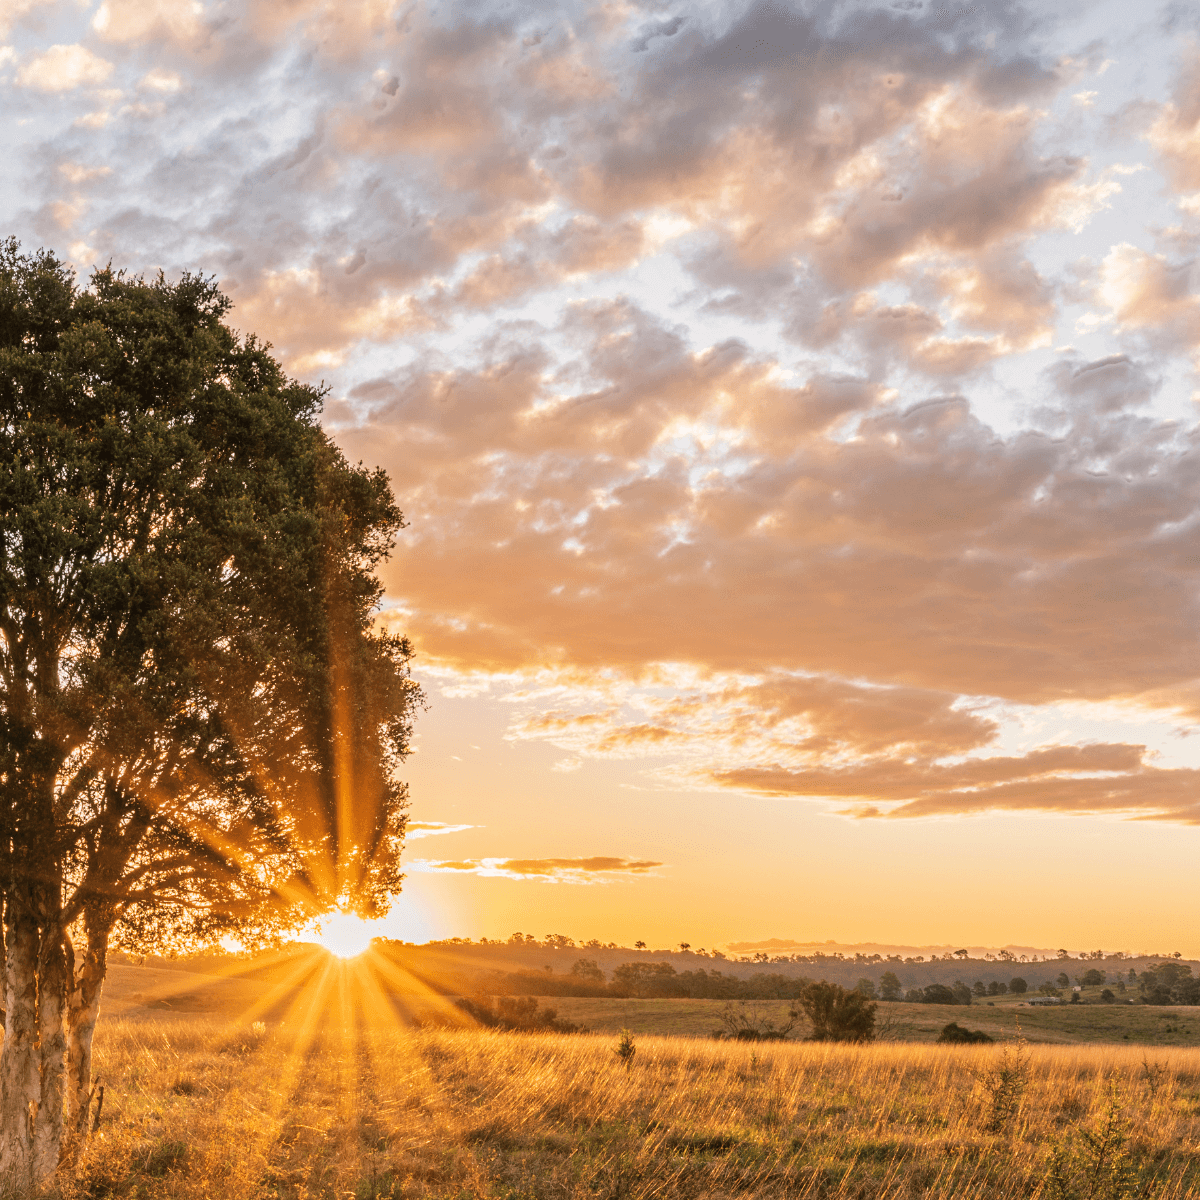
614 1028 636 1071
977 1026 1030 1133
1141 1053 1168 1099
1044 1080 1153 1200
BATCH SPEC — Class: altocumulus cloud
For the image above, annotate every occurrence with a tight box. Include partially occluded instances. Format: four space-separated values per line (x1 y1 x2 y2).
8 0 1200 828
409 857 664 883
404 822 479 839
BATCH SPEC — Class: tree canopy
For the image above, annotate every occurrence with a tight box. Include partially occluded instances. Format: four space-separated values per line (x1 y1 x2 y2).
0 240 420 1183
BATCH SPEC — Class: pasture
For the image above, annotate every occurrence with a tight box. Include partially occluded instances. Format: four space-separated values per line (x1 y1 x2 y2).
542 994 1200 1046
55 1014 1200 1199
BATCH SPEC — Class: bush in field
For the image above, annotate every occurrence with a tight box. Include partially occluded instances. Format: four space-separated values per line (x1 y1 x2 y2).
455 996 582 1033
1010 977 1028 994
613 1029 636 1071
936 1022 994 1044
715 1000 799 1042
797 982 876 1043
879 970 902 1001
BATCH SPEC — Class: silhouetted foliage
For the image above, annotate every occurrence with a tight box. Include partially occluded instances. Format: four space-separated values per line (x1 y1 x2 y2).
1139 961 1200 1005
919 984 960 1005
798 982 876 1043
455 996 583 1034
714 1001 799 1042
936 1022 994 1045
0 241 419 1178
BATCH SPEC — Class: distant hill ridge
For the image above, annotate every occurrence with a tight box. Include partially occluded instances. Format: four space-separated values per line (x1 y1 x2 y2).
106 941 1200 1004
724 940 1169 959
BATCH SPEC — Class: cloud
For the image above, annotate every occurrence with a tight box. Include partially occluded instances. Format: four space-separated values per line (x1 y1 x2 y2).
358 311 1200 719
1147 53 1200 191
11 0 1097 378
409 856 664 882
15 44 113 91
12 0 1200 832
1095 243 1200 349
405 822 478 839
708 743 1200 823
91 0 205 46
0 0 40 39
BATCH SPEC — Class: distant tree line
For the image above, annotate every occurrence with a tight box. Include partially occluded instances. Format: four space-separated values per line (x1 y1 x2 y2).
476 960 811 1000
374 944 1200 1009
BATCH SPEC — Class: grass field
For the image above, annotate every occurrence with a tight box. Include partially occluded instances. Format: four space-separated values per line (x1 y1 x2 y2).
98 957 1200 1048
542 994 1200 1046
54 958 1200 1197
47 1010 1200 1199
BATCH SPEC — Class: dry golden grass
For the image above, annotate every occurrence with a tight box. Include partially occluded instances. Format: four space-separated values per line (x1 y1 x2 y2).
49 1019 1200 1200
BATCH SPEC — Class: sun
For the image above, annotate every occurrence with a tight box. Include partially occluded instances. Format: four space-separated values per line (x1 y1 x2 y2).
315 911 379 959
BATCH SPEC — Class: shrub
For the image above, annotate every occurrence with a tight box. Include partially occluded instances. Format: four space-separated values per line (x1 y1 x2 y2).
1010 977 1028 994
455 995 583 1033
797 981 876 1043
714 1000 798 1041
936 1022 994 1045
980 1038 1030 1133
613 1029 636 1071
1045 1081 1144 1200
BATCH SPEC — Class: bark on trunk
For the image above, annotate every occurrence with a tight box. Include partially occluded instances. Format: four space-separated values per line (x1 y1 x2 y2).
65 933 106 1141
0 900 39 1188
33 930 68 1181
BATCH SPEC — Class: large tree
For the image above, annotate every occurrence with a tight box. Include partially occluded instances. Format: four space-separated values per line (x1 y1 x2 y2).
0 241 419 1185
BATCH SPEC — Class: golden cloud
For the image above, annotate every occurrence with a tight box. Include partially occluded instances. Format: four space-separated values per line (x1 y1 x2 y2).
409 856 664 882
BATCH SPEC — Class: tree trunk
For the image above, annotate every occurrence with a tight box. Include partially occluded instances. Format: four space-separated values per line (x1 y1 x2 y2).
33 928 68 1181
65 930 106 1142
0 897 39 1188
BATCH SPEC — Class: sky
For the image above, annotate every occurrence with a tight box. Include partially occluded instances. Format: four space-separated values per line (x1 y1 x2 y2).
7 0 1200 954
